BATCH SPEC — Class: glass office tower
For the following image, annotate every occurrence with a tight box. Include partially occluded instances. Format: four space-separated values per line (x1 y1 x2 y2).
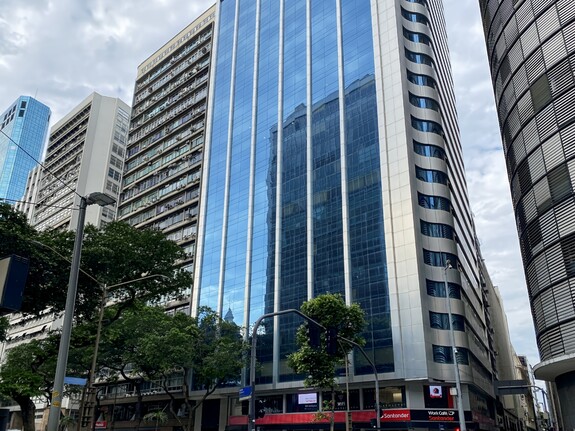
479 0 575 428
0 96 50 203
194 0 497 428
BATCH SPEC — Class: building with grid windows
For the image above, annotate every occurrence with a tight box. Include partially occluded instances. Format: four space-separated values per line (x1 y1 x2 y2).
31 92 130 231
186 0 508 429
478 0 575 428
14 165 42 220
0 96 50 204
117 6 216 303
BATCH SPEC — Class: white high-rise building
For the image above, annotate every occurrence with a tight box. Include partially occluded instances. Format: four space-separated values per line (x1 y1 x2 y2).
32 93 130 231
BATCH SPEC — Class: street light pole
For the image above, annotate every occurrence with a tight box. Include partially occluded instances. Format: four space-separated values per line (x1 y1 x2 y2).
47 193 116 431
248 310 380 431
444 261 467 431
47 196 89 431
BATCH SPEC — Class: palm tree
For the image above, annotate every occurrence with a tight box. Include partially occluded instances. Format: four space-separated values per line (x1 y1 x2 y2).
143 410 169 431
58 415 77 431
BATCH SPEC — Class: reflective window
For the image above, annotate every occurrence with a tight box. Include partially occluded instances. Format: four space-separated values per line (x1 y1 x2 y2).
429 311 465 331
423 250 458 267
418 192 451 211
200 0 393 383
403 28 431 45
405 49 434 67
413 141 445 158
412 117 444 136
409 93 440 111
199 0 236 312
432 345 469 365
401 8 429 25
415 166 448 185
420 220 453 238
407 71 437 89
343 0 393 374
426 279 462 299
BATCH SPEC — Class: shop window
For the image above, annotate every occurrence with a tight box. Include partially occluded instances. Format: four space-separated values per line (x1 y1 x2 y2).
363 386 406 409
322 390 360 411
287 392 318 413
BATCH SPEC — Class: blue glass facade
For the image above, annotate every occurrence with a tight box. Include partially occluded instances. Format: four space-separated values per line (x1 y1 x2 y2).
0 96 50 203
197 0 393 383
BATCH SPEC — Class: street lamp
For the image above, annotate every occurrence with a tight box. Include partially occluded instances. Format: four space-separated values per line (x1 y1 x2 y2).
248 310 381 431
47 192 116 431
443 260 467 431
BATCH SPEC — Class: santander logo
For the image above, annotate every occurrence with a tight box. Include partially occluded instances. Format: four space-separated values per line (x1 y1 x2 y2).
381 410 411 421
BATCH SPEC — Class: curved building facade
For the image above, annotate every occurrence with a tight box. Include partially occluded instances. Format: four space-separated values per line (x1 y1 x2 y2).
479 0 575 427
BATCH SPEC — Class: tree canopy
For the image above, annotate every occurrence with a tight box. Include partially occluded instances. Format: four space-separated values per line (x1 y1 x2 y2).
287 293 366 390
96 304 247 431
287 293 366 431
0 203 193 431
0 336 60 431
0 202 192 320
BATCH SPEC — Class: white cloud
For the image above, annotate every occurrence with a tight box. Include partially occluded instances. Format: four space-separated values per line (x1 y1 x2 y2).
0 0 214 121
444 0 539 364
0 0 540 366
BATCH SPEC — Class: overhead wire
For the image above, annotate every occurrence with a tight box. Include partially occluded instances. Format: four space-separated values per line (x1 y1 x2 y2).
0 128 82 199
0 197 77 211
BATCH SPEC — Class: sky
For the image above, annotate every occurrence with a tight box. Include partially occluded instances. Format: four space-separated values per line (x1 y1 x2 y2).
0 1 539 366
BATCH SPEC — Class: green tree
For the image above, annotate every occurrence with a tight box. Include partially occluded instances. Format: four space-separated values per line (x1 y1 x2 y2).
143 410 169 431
287 293 366 431
0 336 59 431
0 204 193 430
0 203 69 316
59 414 77 431
97 305 246 431
0 203 192 319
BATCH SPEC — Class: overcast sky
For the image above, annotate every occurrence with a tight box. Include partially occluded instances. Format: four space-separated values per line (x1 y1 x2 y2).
0 1 539 367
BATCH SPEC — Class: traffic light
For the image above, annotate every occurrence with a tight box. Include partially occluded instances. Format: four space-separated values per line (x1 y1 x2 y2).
307 321 321 350
326 326 338 355
255 399 266 419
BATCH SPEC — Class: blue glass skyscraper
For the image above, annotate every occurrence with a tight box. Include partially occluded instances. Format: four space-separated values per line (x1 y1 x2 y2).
192 0 500 427
0 96 50 203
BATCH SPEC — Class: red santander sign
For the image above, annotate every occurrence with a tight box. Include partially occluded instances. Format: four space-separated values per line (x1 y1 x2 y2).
381 409 411 421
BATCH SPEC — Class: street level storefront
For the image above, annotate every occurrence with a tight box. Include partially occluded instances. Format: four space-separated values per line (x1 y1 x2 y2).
227 409 475 430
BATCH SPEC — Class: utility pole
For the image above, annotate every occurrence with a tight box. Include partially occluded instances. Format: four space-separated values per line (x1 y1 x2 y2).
444 261 467 431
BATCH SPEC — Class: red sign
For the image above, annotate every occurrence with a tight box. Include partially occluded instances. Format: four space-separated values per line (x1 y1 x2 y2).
95 421 107 428
427 410 456 422
381 409 411 421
